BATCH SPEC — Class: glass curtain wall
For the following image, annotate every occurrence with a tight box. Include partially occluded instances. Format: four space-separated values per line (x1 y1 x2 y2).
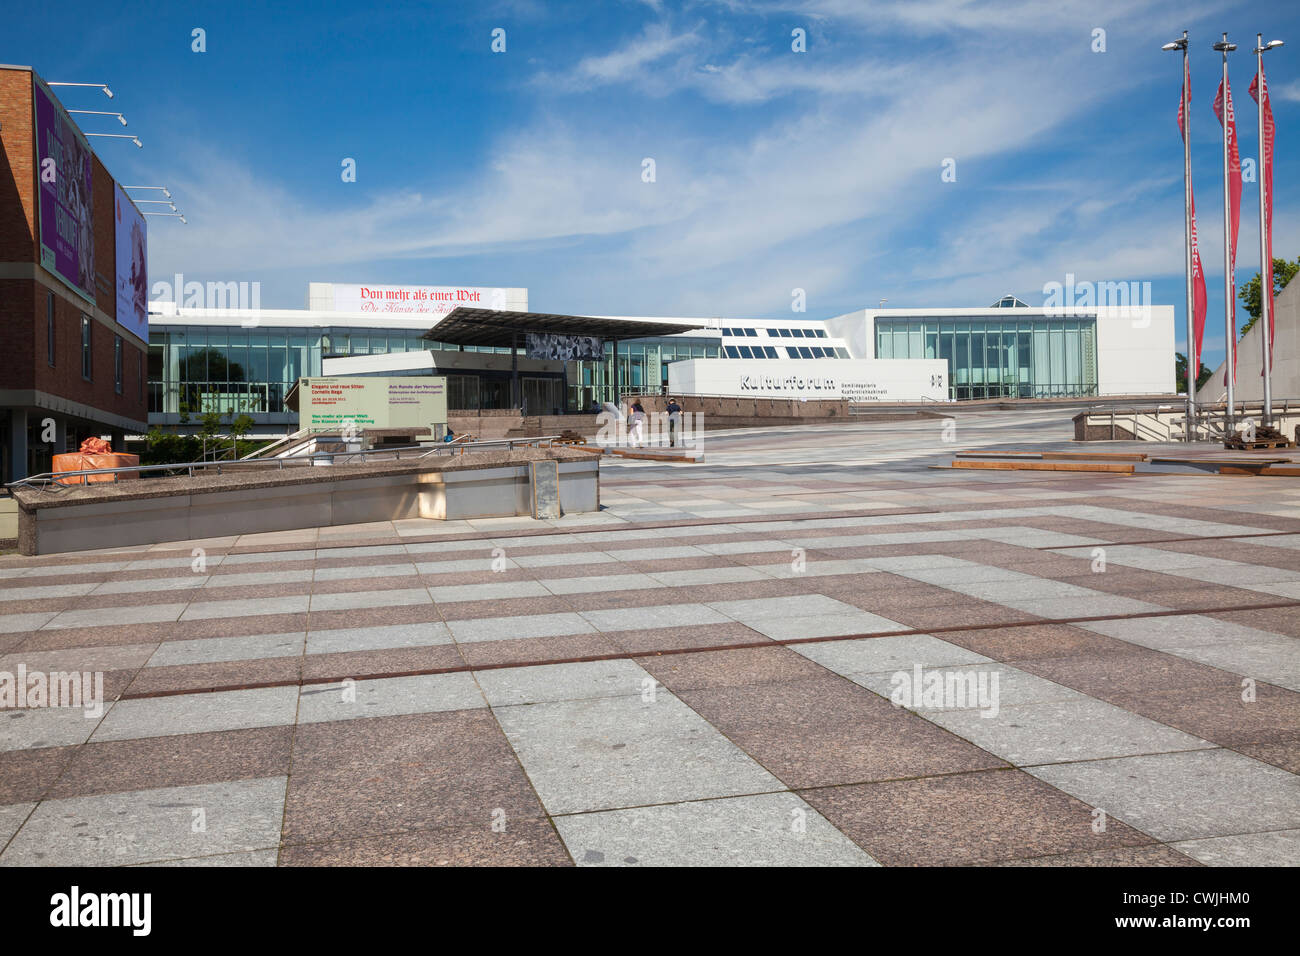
149 327 439 416
151 328 722 418
569 337 719 409
875 316 1097 399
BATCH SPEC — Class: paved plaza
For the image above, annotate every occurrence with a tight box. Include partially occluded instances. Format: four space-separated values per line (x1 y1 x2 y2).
2 409 1300 866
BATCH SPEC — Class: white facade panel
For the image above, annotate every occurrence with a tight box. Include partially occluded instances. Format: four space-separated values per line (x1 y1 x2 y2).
825 305 1176 397
668 359 948 402
1094 305 1176 396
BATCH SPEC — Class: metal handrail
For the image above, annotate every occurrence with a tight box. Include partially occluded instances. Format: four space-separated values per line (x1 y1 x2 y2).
5 436 566 491
418 436 562 457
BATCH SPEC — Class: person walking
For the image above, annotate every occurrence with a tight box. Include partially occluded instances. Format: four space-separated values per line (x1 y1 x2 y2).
665 397 682 447
629 401 646 447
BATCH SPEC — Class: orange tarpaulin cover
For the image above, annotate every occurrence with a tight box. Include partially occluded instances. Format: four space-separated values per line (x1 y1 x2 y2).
79 437 112 454
53 452 140 485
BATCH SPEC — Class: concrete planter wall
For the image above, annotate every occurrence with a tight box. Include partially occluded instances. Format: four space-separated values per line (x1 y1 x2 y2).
15 455 599 555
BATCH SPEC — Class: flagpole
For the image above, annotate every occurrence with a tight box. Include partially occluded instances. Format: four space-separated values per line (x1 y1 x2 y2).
1165 32 1196 440
1253 33 1282 427
1215 34 1237 423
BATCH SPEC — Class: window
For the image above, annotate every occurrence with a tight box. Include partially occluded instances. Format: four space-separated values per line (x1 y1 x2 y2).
721 328 732 336
744 328 757 337
738 345 754 358
764 346 778 358
814 329 828 338
778 328 793 337
835 347 850 358
80 315 92 380
724 345 740 358
114 336 123 394
46 292 55 366
798 346 814 358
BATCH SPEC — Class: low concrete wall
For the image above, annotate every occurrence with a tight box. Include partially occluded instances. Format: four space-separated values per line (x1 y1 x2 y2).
1073 406 1300 443
418 460 598 520
12 450 599 555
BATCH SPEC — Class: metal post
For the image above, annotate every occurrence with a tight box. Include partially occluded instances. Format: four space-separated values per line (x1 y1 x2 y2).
511 332 520 412
1254 33 1274 426
1178 33 1198 440
612 338 620 408
1216 34 1238 422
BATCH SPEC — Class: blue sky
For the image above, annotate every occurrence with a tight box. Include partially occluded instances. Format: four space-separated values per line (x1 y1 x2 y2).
11 0 1298 369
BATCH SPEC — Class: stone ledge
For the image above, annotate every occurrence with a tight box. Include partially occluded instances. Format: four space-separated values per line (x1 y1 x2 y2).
11 447 593 513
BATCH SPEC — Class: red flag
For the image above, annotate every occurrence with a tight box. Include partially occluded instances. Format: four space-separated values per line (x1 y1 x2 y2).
1178 58 1209 365
1215 75 1242 383
1249 66 1276 369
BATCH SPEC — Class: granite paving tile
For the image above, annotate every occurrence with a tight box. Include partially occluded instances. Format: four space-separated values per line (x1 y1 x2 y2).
125 657 303 696
554 792 876 866
92 686 299 741
45 725 294 800
278 819 573 866
492 693 783 814
282 710 546 844
299 643 465 681
675 675 1008 787
1 777 285 866
801 768 1156 866
1028 749 1300 843
297 673 485 724
1169 829 1300 866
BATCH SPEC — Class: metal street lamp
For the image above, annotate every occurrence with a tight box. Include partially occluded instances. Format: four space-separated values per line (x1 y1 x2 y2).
47 81 113 98
68 109 128 126
86 132 142 148
124 186 171 198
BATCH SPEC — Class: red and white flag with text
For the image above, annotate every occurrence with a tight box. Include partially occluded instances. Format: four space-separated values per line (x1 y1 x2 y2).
1249 66 1276 370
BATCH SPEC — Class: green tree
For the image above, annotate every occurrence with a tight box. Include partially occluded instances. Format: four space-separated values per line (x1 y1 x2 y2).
1238 256 1299 335
229 413 256 458
1175 352 1213 391
198 412 225 460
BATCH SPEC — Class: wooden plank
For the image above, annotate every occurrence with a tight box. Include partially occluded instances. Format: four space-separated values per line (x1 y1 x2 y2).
951 460 1134 474
1042 452 1148 462
1259 466 1300 477
1150 457 1290 467
955 450 1041 458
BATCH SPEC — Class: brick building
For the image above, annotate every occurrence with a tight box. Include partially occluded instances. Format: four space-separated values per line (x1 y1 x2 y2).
0 64 148 482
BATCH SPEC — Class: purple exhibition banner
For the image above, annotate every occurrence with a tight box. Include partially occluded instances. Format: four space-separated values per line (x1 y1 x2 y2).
114 183 148 340
34 77 96 303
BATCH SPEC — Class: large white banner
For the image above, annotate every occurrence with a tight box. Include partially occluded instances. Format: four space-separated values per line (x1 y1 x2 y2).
669 359 948 402
331 284 516 316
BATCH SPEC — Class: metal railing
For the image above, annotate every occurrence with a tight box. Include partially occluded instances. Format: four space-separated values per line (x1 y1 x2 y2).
1083 400 1298 443
5 437 564 492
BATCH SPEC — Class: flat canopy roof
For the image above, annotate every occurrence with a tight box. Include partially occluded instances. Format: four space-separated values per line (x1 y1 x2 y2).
423 307 696 348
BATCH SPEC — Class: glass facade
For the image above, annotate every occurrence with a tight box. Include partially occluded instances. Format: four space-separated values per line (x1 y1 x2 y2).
149 326 483 417
568 337 719 410
875 315 1098 400
148 326 722 420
